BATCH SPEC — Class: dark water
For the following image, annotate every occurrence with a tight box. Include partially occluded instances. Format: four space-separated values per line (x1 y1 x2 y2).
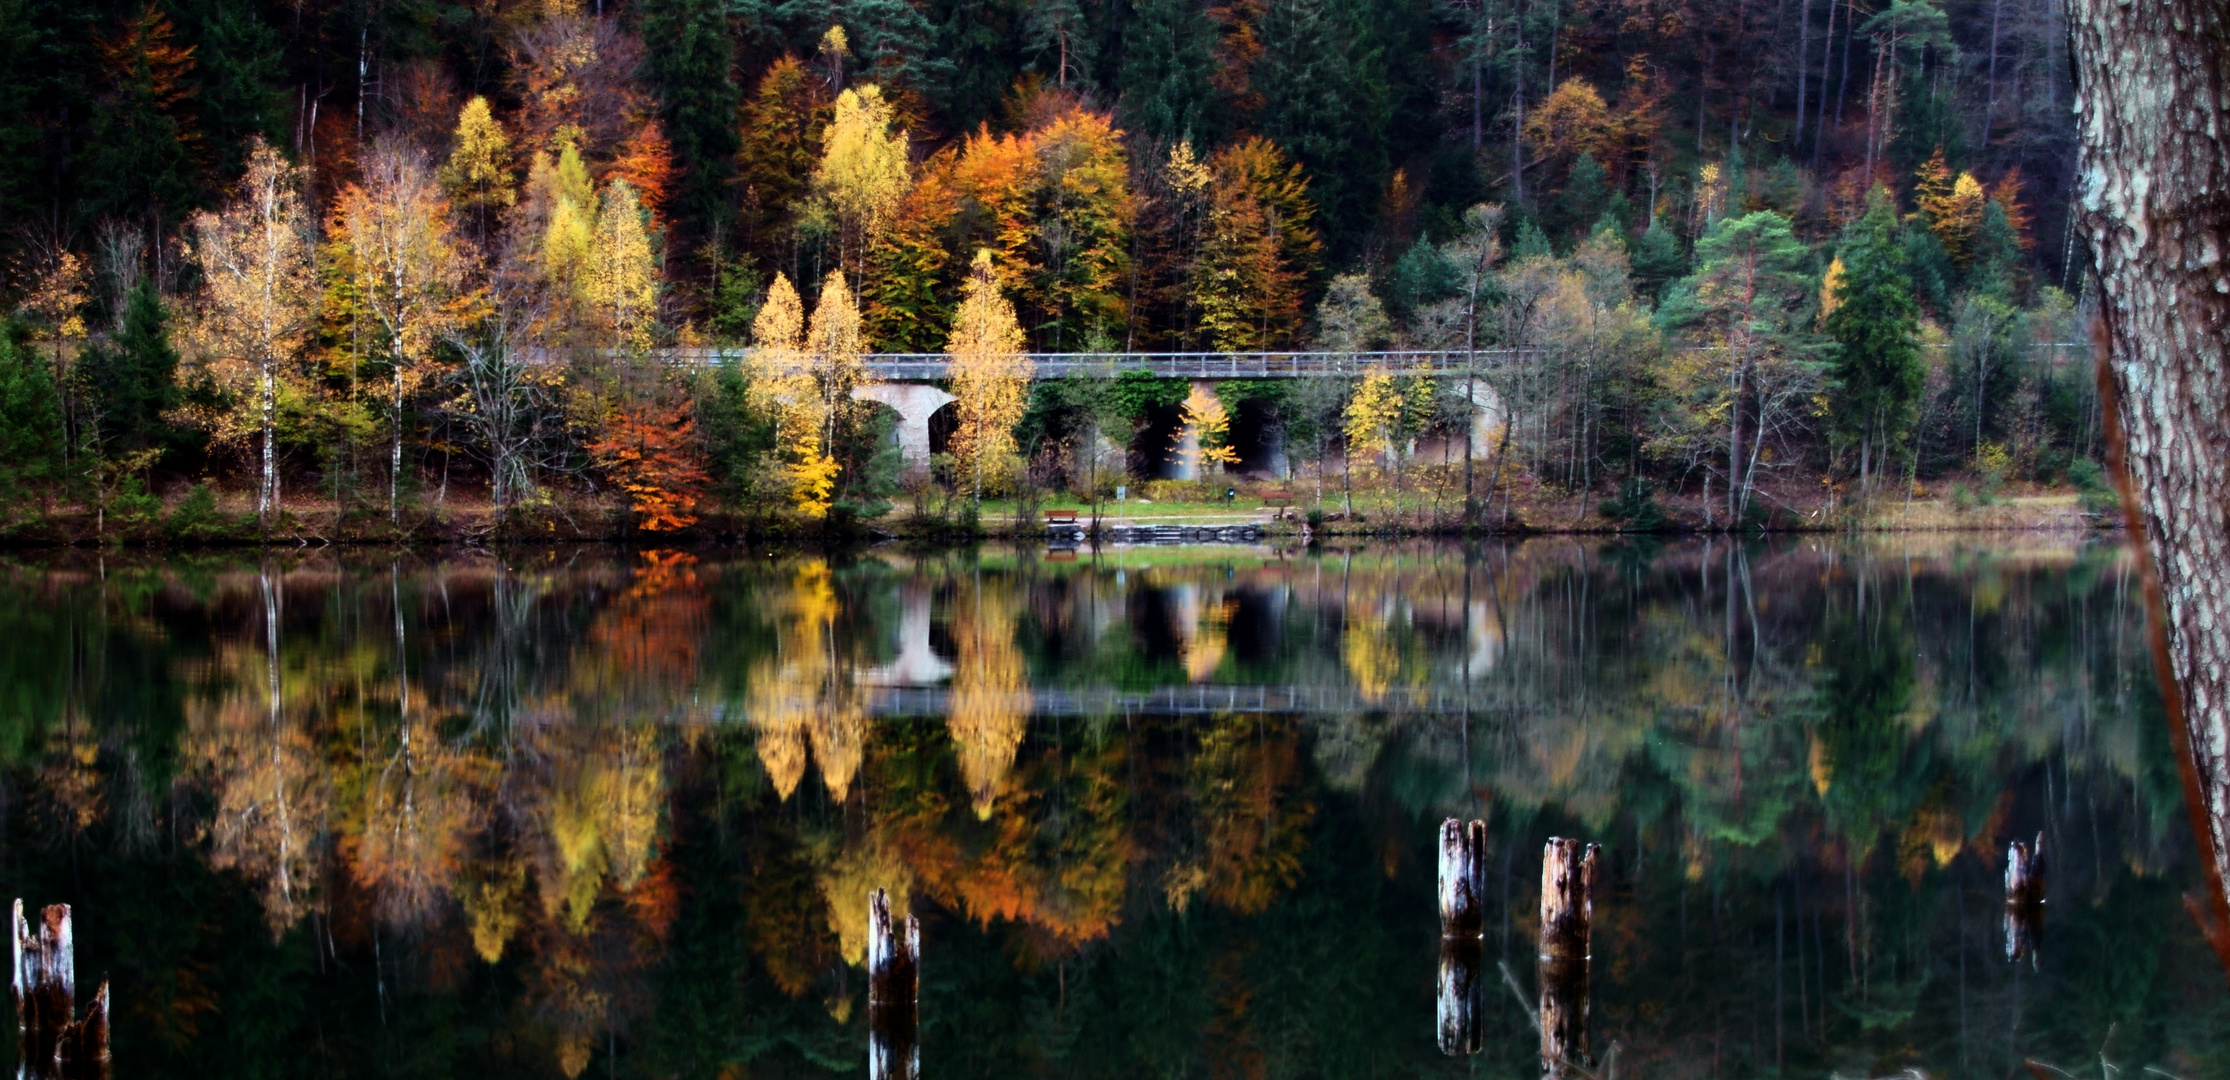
0 538 2222 1078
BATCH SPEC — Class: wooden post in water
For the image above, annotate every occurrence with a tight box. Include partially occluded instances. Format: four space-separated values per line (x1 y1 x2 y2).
2004 834 2046 965
867 889 920 1080
12 901 109 1080
1438 818 1488 937
1537 839 1598 1079
1436 818 1489 1057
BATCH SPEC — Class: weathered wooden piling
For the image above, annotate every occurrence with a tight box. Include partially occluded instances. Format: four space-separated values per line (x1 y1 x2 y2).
1536 839 1598 1078
866 889 920 1006
1435 937 1485 1056
1438 819 1489 937
867 889 920 1080
2004 834 2046 964
1538 838 1599 962
12 901 110 1080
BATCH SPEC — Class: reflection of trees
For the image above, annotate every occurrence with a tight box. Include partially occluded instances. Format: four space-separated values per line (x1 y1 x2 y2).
946 573 1032 818
748 559 870 801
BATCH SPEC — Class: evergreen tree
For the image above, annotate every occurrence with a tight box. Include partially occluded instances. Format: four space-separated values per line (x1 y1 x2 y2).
1630 218 1686 303
179 0 285 183
1512 218 1552 261
1554 152 1610 245
1824 189 1924 491
1387 237 1459 317
0 327 61 492
1118 0 1221 144
82 5 202 230
1251 0 1391 256
80 279 179 456
640 0 740 230
932 0 1029 131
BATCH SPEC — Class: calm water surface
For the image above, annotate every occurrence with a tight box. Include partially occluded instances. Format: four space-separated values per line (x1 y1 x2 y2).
0 538 2221 1078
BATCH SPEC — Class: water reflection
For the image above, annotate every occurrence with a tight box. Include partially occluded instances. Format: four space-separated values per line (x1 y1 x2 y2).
0 537 2216 1077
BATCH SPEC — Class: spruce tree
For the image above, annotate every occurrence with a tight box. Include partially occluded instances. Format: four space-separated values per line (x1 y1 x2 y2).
640 0 740 232
0 328 61 491
1630 218 1687 303
1824 189 1924 492
1118 0 1221 144
81 279 180 456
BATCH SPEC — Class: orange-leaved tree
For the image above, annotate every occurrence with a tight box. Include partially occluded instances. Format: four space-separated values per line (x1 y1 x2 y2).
588 395 710 531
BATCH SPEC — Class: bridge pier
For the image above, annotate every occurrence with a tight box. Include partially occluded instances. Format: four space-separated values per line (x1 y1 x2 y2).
857 383 956 470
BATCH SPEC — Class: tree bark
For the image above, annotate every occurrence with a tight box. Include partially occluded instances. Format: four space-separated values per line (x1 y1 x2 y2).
1438 818 1489 936
2003 833 2044 965
12 902 110 1080
2072 0 2230 976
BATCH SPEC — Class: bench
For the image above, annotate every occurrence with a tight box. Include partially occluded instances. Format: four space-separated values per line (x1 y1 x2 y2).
1260 490 1295 519
1044 509 1079 524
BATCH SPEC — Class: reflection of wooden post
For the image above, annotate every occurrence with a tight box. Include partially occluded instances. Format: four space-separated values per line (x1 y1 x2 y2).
1537 840 1598 1078
2004 834 2046 965
867 889 919 1080
12 901 110 1080
1436 937 1485 1056
1439 819 1488 937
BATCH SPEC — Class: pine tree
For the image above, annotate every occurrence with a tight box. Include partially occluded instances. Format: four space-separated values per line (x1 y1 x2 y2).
734 56 828 261
1824 189 1923 493
638 0 739 229
1250 0 1390 254
1631 218 1687 303
181 0 285 182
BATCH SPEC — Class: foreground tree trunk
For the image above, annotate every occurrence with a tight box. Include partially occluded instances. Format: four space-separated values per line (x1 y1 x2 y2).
2071 0 2230 973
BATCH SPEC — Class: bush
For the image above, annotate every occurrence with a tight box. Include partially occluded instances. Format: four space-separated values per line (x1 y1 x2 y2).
168 483 234 541
1599 477 1670 531
2067 457 2120 516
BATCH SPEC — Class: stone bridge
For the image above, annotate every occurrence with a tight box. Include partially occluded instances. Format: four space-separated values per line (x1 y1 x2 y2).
663 349 1523 477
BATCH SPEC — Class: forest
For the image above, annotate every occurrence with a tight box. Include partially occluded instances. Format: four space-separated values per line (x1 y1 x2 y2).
0 0 2096 536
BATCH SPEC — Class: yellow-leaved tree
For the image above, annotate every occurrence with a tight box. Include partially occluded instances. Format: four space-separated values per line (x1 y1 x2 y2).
533 142 597 307
945 250 1032 503
1344 370 1404 474
340 143 465 523
586 179 658 347
438 95 515 243
751 272 851 517
814 85 909 281
190 138 317 531
1173 384 1239 477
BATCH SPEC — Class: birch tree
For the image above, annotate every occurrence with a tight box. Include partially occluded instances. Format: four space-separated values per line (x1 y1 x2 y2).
191 138 316 533
342 143 465 523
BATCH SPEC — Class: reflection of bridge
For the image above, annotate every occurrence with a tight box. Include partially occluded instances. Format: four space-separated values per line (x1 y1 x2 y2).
860 684 1483 717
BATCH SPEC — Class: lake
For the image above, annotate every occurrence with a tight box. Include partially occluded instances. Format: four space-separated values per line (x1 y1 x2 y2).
0 537 2220 1078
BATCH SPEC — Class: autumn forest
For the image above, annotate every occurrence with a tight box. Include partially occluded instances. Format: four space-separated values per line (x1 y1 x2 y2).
0 0 2091 537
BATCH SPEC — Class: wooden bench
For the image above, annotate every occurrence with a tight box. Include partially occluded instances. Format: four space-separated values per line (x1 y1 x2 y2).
1043 509 1079 524
1260 490 1295 519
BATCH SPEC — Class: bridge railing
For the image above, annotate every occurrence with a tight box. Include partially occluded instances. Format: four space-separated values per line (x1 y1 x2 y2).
636 343 2089 380
658 348 1537 379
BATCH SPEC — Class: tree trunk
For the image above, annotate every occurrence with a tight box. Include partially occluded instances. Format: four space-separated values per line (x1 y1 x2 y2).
1439 819 1489 936
2072 0 2230 976
261 355 277 537
1537 839 1597 1078
2003 833 2044 964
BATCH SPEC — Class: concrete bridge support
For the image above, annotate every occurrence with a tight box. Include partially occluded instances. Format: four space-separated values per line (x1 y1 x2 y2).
857 382 955 470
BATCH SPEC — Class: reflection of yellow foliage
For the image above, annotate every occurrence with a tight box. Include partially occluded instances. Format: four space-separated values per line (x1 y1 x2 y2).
1341 608 1398 703
817 840 915 966
186 648 331 935
748 560 869 801
350 717 486 928
947 579 1032 817
546 727 664 929
1898 787 1966 883
1808 734 1833 795
1179 714 1313 915
461 860 530 963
